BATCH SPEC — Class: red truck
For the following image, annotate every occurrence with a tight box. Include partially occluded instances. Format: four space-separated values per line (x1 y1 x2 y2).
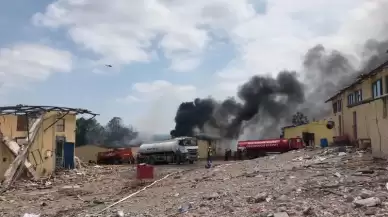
97 148 135 165
237 138 304 159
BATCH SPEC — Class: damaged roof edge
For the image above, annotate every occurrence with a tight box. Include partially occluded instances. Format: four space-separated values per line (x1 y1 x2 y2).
325 59 388 103
0 104 99 116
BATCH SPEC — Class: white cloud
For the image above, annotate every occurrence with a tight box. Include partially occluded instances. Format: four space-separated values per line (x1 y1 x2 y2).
28 0 388 132
33 0 387 87
118 80 197 103
117 80 197 134
0 43 72 93
33 0 256 72
212 0 388 98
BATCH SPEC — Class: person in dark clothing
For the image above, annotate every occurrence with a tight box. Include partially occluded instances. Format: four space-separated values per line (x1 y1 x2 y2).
207 146 213 162
237 149 242 160
176 148 182 164
225 149 232 161
206 146 213 168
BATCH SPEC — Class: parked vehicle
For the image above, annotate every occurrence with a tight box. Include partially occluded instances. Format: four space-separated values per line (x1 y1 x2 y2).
137 137 198 165
237 138 304 159
97 148 135 164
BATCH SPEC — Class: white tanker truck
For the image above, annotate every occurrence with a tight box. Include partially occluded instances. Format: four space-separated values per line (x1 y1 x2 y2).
137 137 198 165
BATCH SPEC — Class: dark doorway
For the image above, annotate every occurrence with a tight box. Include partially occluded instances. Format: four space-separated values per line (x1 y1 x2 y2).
353 111 357 140
338 115 342 136
55 136 65 169
63 142 75 169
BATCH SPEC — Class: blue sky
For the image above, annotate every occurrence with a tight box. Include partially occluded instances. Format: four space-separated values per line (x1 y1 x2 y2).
0 0 385 134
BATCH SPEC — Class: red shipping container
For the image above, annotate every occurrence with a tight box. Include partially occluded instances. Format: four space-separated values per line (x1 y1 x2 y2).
136 163 154 180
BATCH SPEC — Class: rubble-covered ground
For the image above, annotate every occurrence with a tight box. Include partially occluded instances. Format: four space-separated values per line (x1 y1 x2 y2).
2 147 388 217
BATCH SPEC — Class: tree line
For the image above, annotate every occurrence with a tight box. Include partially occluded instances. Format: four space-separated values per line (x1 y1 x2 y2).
75 117 138 147
75 112 308 147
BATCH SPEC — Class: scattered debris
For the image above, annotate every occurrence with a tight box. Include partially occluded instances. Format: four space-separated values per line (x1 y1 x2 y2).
354 197 381 207
1 116 43 191
1 147 388 217
338 152 347 156
178 202 193 213
274 212 289 217
247 192 268 203
116 210 124 217
22 214 40 217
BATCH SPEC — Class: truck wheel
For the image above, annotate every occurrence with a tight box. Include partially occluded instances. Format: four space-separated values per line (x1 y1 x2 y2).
175 155 181 164
148 157 155 165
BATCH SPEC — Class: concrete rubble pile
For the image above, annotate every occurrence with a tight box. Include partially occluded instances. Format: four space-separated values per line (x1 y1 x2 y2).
0 146 388 217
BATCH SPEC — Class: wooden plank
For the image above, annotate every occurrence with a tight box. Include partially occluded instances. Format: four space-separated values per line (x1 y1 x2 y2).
1 116 43 190
2 137 38 179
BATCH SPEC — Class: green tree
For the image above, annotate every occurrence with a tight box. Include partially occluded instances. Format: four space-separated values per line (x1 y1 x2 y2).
291 112 309 126
104 117 138 147
75 117 105 146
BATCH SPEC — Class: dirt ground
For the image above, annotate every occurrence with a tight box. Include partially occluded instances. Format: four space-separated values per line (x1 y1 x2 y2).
2 147 388 217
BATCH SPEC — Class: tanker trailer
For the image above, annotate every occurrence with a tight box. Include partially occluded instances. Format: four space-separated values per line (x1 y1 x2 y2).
237 138 303 159
137 137 198 165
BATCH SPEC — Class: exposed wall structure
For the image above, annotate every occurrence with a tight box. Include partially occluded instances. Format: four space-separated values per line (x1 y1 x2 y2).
197 139 223 159
326 61 388 158
283 120 334 147
197 139 209 159
75 145 109 163
0 112 77 180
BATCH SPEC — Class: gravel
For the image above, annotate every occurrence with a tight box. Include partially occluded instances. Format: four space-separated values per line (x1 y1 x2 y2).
2 147 388 217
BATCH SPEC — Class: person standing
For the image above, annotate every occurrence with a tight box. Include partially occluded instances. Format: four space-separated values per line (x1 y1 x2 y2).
176 148 182 164
206 145 213 167
224 148 232 161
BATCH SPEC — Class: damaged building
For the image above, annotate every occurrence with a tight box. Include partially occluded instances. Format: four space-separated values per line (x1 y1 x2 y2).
0 105 97 185
282 120 335 147
326 60 388 158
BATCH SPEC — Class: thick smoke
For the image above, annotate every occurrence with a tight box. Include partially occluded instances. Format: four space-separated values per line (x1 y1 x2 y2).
171 4 388 140
302 39 388 119
171 71 304 139
225 71 304 139
301 44 357 119
170 98 216 137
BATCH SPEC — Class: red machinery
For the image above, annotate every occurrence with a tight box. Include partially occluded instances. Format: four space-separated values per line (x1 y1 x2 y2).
237 138 304 159
136 163 154 180
97 148 135 165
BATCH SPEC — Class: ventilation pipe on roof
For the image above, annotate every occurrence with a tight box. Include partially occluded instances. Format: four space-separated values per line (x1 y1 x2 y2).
326 121 335 129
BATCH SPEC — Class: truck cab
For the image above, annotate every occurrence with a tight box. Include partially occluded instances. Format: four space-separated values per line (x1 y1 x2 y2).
177 137 198 163
137 137 198 165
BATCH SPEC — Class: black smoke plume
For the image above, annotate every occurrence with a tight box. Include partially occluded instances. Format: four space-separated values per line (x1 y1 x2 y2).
171 71 305 139
171 3 388 140
170 98 216 137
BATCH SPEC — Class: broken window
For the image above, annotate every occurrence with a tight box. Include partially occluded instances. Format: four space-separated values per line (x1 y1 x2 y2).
354 89 362 103
16 115 28 131
347 93 355 106
385 76 388 94
332 102 338 113
56 119 65 132
372 79 383 98
337 99 342 112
